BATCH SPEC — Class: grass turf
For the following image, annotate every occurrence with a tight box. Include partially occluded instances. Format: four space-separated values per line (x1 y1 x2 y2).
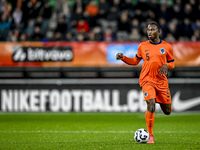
0 112 200 150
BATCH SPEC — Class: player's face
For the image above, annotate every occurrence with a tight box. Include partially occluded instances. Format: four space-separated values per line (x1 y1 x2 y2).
147 24 159 41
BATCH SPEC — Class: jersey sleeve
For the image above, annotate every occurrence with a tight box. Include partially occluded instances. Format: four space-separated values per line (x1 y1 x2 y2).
122 56 141 65
136 44 142 59
167 45 174 62
166 44 175 69
121 44 142 65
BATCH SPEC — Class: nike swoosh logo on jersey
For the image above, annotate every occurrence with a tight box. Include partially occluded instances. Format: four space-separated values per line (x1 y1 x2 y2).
145 49 149 52
172 91 200 112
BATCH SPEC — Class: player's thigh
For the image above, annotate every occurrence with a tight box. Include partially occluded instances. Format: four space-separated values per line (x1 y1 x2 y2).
156 87 172 104
142 83 156 101
160 103 171 112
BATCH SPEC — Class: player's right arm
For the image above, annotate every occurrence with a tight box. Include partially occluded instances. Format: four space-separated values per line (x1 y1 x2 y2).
116 53 141 65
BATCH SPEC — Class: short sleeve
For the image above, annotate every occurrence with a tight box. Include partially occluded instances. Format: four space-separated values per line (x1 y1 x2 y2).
167 44 174 62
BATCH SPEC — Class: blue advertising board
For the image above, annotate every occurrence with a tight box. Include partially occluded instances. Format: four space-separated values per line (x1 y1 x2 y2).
106 43 143 64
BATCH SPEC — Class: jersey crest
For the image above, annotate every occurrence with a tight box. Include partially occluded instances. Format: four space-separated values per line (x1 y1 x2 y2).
144 92 148 97
160 48 165 54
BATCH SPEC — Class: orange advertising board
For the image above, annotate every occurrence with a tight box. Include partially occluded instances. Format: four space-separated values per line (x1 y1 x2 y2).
171 42 200 66
0 41 200 67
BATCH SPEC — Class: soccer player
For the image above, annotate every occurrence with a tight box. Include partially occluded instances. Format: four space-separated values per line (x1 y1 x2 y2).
116 21 175 143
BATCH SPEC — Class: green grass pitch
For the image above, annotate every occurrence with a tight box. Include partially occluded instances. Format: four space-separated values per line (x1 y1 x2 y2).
0 112 200 150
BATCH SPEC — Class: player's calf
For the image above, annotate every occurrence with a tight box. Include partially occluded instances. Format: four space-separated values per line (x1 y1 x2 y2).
163 106 172 115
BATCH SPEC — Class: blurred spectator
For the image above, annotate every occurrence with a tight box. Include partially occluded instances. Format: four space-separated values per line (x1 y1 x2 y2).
192 29 200 41
140 25 147 37
41 1 52 19
40 1 52 35
146 10 156 21
134 9 144 22
158 5 170 22
31 26 43 41
173 0 183 7
35 16 42 28
129 28 141 41
53 32 64 41
118 11 130 32
183 3 195 21
71 6 83 27
18 32 28 41
26 0 43 19
169 4 182 20
97 0 109 19
168 20 179 40
92 26 102 41
76 33 86 41
196 4 200 20
159 17 168 38
85 0 98 16
73 0 85 12
0 0 200 42
136 0 149 11
55 16 67 34
116 31 129 41
112 0 121 11
77 19 90 33
189 0 199 10
192 19 200 30
0 0 12 15
85 1 99 28
106 6 119 21
65 31 75 41
6 30 17 41
88 31 96 41
141 35 148 41
55 0 70 18
121 0 134 11
12 7 23 28
130 19 140 29
0 12 11 41
164 33 176 42
103 28 114 41
178 36 187 42
182 18 193 39
149 0 160 12
25 19 35 38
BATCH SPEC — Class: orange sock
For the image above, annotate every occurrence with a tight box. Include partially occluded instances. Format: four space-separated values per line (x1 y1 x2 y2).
171 105 173 112
145 110 155 136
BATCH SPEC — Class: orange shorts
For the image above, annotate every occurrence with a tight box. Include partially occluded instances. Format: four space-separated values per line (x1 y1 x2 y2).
142 83 171 104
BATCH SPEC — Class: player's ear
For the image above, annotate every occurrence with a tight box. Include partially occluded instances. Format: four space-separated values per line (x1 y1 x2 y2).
158 29 161 34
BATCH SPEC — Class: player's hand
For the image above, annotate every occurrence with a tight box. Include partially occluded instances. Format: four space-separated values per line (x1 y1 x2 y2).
116 53 124 60
159 64 168 76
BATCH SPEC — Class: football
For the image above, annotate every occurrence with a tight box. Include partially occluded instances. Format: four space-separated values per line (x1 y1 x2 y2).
134 128 150 143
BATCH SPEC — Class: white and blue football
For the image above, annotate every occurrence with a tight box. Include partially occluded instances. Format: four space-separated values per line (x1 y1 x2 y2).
134 128 150 143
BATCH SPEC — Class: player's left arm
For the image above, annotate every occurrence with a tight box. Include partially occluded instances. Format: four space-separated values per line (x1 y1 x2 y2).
159 45 175 76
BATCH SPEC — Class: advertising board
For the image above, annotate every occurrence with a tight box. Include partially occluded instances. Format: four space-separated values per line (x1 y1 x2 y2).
0 79 199 112
0 42 200 67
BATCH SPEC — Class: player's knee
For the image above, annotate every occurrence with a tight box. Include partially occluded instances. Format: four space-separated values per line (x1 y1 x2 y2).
149 105 155 113
146 99 155 113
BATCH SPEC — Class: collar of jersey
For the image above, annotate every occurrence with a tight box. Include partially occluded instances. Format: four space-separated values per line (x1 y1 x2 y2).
149 40 162 45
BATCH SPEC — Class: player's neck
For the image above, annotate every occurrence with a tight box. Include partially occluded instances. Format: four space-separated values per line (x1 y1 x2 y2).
150 38 160 44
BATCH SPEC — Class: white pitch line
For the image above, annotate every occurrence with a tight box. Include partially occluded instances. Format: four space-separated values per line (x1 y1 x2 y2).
0 131 199 134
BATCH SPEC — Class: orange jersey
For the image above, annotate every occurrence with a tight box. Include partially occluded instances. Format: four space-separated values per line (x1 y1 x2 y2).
122 40 175 87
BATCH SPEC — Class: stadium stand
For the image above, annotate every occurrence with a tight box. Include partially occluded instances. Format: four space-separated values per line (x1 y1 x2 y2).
0 0 200 79
0 0 200 42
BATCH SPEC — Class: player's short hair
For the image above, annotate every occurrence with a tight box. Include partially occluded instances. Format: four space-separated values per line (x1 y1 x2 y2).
148 21 161 32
